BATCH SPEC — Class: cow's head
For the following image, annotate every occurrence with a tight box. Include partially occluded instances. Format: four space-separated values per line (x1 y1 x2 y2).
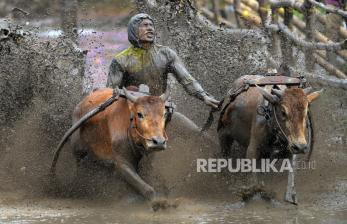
257 86 322 154
123 86 170 153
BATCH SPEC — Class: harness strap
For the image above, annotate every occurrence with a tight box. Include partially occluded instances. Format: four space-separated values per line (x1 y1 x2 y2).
260 86 294 154
127 126 145 156
244 75 306 87
215 84 250 131
200 100 224 132
201 84 250 132
273 106 293 154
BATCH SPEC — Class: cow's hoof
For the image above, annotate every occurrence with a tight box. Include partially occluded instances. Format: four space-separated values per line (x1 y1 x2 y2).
144 187 156 200
151 197 169 212
239 184 264 201
151 197 180 212
285 191 298 205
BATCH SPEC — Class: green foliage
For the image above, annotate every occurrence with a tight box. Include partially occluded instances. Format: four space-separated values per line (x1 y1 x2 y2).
315 6 326 14
293 9 304 20
292 6 327 22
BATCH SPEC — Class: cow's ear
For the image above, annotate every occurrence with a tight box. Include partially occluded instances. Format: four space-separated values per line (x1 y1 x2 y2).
307 90 323 103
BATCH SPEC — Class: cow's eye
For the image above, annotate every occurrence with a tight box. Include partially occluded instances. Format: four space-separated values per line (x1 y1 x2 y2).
281 109 287 119
137 112 144 119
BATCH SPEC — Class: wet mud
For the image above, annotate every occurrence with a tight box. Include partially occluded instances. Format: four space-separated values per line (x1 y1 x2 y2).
0 86 346 223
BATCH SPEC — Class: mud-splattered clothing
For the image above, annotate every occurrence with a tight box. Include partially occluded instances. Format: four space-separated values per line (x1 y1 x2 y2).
106 44 208 99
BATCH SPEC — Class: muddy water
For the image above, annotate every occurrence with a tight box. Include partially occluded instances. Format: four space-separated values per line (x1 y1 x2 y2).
1 195 346 224
0 124 346 224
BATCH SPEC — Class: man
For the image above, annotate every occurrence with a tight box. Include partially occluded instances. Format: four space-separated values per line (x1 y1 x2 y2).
106 13 220 114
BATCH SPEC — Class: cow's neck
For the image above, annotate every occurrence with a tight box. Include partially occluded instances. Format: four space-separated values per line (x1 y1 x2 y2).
127 127 145 159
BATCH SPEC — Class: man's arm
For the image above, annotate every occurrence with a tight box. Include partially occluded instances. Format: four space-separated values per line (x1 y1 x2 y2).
167 49 207 100
106 58 124 88
167 49 220 108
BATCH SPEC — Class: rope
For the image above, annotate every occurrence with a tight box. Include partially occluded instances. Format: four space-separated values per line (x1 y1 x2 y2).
202 84 249 132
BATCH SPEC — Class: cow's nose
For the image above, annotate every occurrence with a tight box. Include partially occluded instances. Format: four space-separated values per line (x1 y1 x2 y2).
292 143 307 154
152 137 166 146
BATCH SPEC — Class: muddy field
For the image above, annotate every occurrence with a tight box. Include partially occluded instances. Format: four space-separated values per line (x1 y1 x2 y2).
0 94 346 224
1 2 347 223
0 61 346 223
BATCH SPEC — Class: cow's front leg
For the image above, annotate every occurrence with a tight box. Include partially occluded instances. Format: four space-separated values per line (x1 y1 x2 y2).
245 115 266 187
116 161 156 200
285 154 298 204
245 139 259 187
240 115 268 201
116 161 176 211
239 138 262 201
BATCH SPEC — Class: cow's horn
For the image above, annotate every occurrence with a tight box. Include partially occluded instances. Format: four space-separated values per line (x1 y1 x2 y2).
271 88 284 98
123 87 137 103
303 87 313 95
160 84 171 102
256 85 279 104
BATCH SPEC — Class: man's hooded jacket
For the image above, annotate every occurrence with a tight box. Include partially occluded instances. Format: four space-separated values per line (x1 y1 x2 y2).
106 13 207 99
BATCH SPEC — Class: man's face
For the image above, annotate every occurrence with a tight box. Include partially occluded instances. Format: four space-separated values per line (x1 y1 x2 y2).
138 19 155 43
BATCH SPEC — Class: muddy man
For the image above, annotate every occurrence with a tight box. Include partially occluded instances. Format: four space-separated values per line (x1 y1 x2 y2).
106 13 220 114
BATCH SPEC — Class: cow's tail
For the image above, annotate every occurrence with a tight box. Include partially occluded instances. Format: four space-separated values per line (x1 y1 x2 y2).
50 93 119 176
49 108 98 176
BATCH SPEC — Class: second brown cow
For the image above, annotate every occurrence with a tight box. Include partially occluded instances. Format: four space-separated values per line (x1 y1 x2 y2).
218 75 321 204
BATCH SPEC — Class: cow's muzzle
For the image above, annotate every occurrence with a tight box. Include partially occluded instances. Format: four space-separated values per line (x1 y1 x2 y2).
146 136 167 152
291 143 307 154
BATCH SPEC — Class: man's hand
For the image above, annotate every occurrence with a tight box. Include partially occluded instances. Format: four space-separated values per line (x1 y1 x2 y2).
203 95 220 109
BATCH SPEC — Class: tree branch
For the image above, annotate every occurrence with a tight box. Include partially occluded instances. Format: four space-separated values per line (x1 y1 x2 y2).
269 0 347 18
308 0 347 18
200 7 236 28
264 10 347 51
313 53 347 79
268 0 304 11
267 57 347 89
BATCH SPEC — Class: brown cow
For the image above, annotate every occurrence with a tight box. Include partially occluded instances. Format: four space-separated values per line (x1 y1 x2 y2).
70 86 170 202
218 75 321 204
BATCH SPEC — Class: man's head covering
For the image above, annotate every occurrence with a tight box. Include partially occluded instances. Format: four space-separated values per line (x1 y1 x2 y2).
128 13 155 48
